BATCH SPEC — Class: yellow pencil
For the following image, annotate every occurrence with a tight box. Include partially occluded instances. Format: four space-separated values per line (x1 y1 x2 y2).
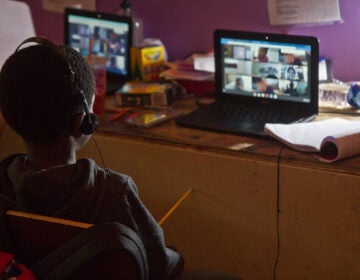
158 188 193 226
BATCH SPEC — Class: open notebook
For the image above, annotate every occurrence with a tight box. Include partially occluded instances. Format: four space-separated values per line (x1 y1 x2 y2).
176 29 319 136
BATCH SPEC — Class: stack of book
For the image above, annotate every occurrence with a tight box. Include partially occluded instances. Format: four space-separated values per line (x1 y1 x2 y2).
115 81 176 108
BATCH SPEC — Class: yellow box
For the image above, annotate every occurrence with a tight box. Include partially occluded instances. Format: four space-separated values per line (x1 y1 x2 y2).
131 45 165 81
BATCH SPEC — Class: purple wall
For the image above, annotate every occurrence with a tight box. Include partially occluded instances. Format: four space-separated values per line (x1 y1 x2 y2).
21 0 359 81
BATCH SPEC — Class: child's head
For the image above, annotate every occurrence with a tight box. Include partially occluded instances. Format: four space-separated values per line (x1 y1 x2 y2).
287 66 296 80
0 37 96 145
258 47 268 58
235 77 244 90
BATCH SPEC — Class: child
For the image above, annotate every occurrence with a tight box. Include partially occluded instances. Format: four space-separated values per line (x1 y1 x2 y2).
0 37 184 279
257 47 269 62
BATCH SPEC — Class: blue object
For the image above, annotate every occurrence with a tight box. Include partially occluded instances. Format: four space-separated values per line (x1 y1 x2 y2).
347 82 360 107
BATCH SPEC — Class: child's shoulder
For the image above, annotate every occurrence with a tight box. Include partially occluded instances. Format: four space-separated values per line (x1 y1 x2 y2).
100 167 138 194
78 158 139 195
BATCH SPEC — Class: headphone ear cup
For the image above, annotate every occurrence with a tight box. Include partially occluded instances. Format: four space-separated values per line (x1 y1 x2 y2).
80 113 99 135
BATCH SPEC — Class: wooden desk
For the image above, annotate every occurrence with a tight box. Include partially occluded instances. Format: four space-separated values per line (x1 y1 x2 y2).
0 98 359 280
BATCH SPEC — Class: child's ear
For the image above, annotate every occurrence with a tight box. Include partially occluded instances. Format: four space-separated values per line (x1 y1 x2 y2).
72 113 85 138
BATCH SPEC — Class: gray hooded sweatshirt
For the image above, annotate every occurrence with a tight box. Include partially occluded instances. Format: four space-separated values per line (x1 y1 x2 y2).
0 154 184 279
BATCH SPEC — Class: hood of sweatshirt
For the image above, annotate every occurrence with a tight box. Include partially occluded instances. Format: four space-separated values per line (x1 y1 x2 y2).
0 154 105 222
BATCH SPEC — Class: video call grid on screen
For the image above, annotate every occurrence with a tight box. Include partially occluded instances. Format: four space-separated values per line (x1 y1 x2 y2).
220 38 312 104
67 14 130 75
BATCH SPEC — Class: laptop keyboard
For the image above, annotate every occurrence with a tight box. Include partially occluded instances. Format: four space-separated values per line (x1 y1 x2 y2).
210 103 304 123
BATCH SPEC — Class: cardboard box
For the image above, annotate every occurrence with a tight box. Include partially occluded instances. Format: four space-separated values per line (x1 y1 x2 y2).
115 82 175 108
131 45 166 81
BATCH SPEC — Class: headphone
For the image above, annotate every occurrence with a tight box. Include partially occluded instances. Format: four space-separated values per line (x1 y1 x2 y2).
15 36 99 135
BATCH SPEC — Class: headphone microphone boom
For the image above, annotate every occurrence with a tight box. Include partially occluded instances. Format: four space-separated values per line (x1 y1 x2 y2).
15 36 99 135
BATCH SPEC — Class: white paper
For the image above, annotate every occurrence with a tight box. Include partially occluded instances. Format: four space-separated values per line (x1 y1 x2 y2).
268 0 342 26
319 59 328 81
194 54 215 73
42 0 96 13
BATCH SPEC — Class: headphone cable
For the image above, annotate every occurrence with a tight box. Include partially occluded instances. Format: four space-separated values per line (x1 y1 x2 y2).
92 135 106 169
273 145 286 280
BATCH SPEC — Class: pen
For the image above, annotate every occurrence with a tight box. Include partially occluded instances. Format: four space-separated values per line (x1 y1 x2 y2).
109 108 129 122
123 111 141 122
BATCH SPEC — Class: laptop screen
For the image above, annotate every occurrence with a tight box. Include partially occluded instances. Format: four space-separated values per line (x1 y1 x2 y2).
64 8 132 92
215 30 319 107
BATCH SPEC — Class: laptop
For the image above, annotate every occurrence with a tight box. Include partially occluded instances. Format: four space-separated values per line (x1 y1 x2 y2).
176 29 319 136
64 8 132 94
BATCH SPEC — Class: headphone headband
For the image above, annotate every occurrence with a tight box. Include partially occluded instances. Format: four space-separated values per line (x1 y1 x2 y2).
15 37 75 77
16 37 58 52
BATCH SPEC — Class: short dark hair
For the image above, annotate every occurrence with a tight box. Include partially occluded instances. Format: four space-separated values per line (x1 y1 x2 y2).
287 66 296 73
0 42 95 144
